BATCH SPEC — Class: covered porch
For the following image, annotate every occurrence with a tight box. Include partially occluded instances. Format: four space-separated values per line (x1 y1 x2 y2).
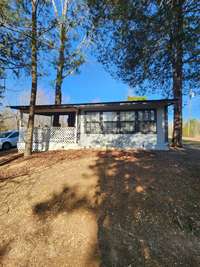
14 105 80 151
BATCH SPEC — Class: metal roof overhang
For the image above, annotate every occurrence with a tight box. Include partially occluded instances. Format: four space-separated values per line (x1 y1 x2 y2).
9 99 176 116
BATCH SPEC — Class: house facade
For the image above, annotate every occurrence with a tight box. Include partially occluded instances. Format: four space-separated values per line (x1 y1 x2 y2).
10 99 175 151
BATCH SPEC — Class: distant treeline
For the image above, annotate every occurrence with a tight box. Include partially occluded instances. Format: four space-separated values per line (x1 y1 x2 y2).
169 119 200 138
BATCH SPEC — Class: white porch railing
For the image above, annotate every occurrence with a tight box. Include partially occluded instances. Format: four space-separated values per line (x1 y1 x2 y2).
18 127 77 151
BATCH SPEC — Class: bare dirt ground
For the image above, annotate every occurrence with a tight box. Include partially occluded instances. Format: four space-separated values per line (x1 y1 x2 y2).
0 146 199 267
0 149 22 166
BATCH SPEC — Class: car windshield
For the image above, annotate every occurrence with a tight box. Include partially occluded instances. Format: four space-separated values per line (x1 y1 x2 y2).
0 132 12 138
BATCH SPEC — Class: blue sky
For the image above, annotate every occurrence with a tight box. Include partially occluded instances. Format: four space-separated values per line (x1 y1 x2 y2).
3 57 200 121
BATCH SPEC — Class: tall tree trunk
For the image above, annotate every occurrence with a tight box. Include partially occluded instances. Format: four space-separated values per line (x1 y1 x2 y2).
172 63 183 147
24 0 37 157
171 0 184 147
53 23 66 127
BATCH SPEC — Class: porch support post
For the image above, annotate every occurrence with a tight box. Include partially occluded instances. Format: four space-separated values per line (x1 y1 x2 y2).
156 107 168 150
164 106 168 143
75 111 78 144
19 110 24 128
50 115 54 127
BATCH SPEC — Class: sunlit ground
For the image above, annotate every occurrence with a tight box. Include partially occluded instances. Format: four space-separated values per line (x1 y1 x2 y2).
0 146 199 266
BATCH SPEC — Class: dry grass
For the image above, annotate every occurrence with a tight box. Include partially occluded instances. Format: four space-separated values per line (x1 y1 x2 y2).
0 146 199 266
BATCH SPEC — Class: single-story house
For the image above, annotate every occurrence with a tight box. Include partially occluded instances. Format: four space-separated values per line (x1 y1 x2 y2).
10 99 176 151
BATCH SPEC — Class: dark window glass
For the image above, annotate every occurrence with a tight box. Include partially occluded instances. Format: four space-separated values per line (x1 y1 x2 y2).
139 122 156 133
120 122 135 133
150 110 155 121
102 122 118 133
102 112 118 121
102 112 118 133
138 110 156 133
10 132 19 138
120 111 136 121
86 112 100 122
85 110 156 134
144 110 149 121
85 112 101 134
85 122 101 134
0 132 12 138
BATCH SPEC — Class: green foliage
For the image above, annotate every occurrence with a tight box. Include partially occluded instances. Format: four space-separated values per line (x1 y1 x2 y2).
0 0 28 76
127 96 147 101
0 1 57 77
88 0 200 96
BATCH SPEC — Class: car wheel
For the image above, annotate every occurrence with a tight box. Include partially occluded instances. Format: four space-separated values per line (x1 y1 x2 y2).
2 142 11 150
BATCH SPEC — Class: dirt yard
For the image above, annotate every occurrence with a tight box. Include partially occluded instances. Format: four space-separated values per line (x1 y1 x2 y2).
0 146 199 267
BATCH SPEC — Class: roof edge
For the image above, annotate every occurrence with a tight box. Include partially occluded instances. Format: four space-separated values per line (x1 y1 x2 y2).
9 98 177 110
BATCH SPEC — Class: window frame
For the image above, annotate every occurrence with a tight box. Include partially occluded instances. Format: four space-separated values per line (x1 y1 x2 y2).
84 109 157 134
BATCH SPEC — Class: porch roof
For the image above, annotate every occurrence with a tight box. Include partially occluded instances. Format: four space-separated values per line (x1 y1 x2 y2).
10 99 176 116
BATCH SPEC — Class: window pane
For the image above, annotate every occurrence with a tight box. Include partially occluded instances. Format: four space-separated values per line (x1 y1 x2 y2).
139 122 147 133
102 112 118 121
138 110 155 122
120 111 135 121
86 112 99 122
102 122 118 133
150 110 155 121
139 122 156 133
120 122 135 133
149 122 156 132
144 110 149 121
86 122 101 134
138 111 144 121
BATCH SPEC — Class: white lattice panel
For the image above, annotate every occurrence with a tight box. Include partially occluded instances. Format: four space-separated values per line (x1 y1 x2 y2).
18 127 76 151
50 127 75 143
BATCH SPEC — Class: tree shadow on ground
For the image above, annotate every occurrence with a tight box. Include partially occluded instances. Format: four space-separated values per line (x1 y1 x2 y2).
33 185 98 220
32 148 200 267
0 239 13 263
90 149 200 267
91 150 157 266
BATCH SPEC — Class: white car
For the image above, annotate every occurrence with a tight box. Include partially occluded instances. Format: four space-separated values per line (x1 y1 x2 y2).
0 130 19 150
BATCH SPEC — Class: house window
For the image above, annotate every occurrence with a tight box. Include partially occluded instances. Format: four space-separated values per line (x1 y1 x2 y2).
120 111 136 133
85 112 101 134
85 109 156 134
138 110 156 133
102 112 118 133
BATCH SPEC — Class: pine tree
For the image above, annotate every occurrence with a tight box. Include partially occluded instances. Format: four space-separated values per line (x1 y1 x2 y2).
18 0 55 157
0 0 27 93
23 0 38 157
6 0 56 157
50 0 90 126
0 1 58 155
88 0 200 147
